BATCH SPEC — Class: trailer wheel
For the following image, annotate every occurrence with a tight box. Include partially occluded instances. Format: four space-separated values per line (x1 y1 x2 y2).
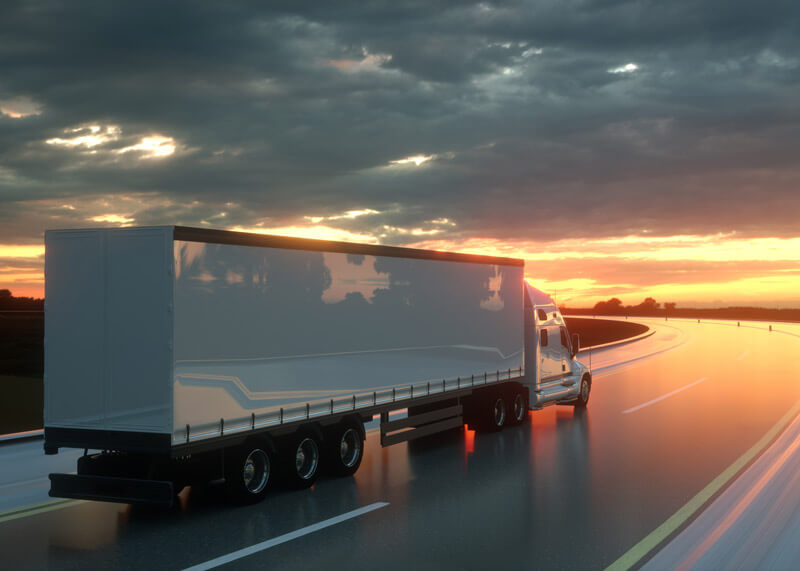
326 419 365 477
224 443 273 504
283 432 322 489
508 390 528 425
574 376 591 408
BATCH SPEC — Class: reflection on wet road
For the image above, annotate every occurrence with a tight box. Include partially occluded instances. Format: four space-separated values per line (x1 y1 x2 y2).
1 318 799 569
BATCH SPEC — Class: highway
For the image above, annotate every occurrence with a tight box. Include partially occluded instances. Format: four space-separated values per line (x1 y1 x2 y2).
1 317 799 569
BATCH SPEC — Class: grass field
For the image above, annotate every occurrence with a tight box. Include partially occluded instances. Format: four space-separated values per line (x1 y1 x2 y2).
0 375 43 434
564 317 649 348
0 312 43 378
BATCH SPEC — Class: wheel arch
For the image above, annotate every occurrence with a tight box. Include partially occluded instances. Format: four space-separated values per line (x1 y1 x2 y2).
241 433 278 456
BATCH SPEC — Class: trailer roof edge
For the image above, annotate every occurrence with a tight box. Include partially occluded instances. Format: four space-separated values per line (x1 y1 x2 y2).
172 226 524 267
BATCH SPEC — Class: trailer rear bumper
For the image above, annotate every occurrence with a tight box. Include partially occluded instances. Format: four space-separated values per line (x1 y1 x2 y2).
44 427 172 455
49 473 174 507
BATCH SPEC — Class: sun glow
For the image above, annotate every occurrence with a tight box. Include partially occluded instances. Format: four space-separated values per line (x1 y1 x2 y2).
229 225 380 244
45 124 176 159
89 214 135 225
0 245 45 258
410 234 800 264
115 135 176 158
390 155 434 166
46 125 121 149
380 225 442 237
413 234 800 307
0 247 45 298
609 62 639 74
304 209 380 224
1 224 798 307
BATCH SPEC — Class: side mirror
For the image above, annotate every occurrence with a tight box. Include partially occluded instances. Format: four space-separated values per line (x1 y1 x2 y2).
571 333 580 358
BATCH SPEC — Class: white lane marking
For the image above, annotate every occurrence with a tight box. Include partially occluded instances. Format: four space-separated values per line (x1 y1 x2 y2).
0 476 49 491
182 502 389 571
737 349 750 361
622 378 708 414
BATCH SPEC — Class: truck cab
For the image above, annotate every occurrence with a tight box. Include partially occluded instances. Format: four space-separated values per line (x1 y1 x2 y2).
523 284 591 408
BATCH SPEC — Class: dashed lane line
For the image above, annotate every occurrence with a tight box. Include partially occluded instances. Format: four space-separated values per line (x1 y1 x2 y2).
622 377 707 414
182 502 390 571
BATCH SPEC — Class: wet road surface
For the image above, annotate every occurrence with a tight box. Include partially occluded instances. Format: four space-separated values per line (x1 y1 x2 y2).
1 318 799 569
644 400 800 570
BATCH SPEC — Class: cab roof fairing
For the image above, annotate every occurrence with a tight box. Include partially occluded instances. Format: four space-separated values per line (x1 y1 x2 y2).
524 283 557 309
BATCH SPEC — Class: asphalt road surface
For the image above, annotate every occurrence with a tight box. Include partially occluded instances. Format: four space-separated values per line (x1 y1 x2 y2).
1 317 799 570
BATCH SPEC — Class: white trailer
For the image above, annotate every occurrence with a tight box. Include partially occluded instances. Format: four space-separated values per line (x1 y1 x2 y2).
44 226 590 506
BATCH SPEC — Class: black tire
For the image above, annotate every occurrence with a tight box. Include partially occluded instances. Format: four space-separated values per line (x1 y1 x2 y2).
326 419 365 477
574 376 591 408
282 431 323 489
224 442 273 504
477 393 507 432
507 390 528 426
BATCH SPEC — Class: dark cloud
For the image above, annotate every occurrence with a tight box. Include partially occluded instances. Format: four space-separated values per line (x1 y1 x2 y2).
1 0 799 244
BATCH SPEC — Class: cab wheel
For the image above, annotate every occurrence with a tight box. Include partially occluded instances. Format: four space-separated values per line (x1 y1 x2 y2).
574 376 591 408
282 432 322 489
224 442 273 504
508 390 528 425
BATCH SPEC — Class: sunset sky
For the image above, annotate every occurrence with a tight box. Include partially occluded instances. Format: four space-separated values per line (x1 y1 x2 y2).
1 1 798 307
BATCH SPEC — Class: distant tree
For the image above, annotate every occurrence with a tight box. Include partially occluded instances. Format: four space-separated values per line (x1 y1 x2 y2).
593 297 624 314
664 302 677 311
0 289 44 310
638 297 660 310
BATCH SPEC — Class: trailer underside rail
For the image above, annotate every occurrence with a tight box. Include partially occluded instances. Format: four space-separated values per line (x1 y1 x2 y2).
174 367 524 447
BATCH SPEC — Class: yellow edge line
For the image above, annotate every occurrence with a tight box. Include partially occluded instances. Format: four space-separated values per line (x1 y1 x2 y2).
606 398 800 571
0 497 68 517
0 498 84 525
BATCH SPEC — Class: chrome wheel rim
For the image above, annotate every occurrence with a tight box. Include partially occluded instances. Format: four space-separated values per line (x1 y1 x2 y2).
513 394 525 421
339 428 362 468
493 398 506 426
581 380 590 401
243 449 269 494
295 438 319 480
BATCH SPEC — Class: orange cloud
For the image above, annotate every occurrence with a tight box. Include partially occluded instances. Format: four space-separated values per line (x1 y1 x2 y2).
0 245 45 258
411 234 800 307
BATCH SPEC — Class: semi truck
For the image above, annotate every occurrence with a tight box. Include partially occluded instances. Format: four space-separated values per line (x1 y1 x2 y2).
44 226 591 506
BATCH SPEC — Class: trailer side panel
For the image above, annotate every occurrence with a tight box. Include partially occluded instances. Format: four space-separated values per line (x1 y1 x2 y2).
172 239 523 443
